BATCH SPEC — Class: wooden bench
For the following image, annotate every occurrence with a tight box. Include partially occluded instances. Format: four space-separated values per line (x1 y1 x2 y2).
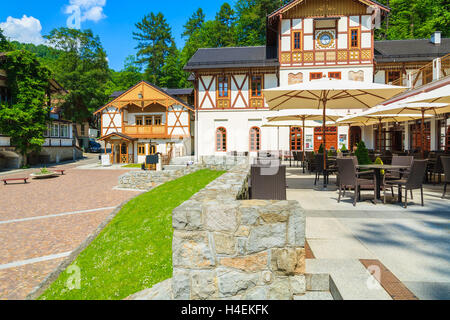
54 170 65 175
2 178 29 185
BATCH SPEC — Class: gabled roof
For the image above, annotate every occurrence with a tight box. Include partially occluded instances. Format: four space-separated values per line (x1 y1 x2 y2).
95 80 194 114
97 132 136 142
109 87 193 99
184 46 279 71
268 0 390 18
374 38 450 63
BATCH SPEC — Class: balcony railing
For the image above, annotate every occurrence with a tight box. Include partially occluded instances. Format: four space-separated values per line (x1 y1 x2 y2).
123 125 167 137
396 53 450 91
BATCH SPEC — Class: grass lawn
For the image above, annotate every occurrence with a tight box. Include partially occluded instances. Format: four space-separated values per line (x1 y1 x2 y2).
122 163 142 168
39 169 225 300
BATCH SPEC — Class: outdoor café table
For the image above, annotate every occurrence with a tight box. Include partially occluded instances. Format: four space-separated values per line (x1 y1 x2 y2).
357 164 410 202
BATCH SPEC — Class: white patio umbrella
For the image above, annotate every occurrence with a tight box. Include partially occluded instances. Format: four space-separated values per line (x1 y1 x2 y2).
265 109 342 165
366 102 449 157
405 84 450 104
263 79 406 186
338 111 433 152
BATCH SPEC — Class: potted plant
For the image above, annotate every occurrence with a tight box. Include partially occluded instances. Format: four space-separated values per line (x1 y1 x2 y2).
355 141 372 165
30 167 58 179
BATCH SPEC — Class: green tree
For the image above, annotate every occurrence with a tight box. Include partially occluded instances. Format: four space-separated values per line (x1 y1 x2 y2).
0 28 12 52
214 3 237 47
182 8 205 39
0 50 51 166
45 28 109 124
160 44 188 89
235 0 289 46
104 55 143 97
355 141 372 165
375 0 450 40
133 12 175 85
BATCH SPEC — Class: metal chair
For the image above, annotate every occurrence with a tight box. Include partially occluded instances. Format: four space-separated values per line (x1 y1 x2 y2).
336 158 376 206
384 160 427 208
441 156 450 199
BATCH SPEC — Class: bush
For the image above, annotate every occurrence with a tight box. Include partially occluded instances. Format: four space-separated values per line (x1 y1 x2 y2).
355 141 372 165
318 143 325 154
341 144 348 152
374 157 385 175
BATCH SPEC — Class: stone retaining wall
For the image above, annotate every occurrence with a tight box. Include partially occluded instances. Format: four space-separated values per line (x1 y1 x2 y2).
129 163 309 300
118 156 250 190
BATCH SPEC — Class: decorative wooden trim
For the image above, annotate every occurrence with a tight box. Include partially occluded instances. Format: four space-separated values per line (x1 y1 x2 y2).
231 75 248 108
199 76 215 109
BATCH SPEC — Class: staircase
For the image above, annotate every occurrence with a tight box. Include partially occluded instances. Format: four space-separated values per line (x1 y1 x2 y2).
162 156 196 171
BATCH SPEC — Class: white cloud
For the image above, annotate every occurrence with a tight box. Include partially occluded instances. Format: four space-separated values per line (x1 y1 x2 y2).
0 15 45 45
65 0 107 25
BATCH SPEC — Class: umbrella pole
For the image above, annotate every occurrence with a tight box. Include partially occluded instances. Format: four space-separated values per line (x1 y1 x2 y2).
323 101 327 189
303 118 306 174
378 119 382 153
421 109 425 159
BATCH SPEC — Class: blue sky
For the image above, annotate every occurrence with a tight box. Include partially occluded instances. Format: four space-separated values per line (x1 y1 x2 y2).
0 0 236 71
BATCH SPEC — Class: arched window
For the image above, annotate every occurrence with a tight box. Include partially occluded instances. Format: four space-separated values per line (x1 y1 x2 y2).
249 127 261 152
216 127 227 152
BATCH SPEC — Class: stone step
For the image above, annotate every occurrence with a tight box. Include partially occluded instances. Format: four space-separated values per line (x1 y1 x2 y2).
294 291 334 300
306 259 392 300
169 156 195 165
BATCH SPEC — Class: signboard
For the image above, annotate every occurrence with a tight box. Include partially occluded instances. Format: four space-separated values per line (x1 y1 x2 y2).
305 135 313 150
101 154 111 166
339 134 347 149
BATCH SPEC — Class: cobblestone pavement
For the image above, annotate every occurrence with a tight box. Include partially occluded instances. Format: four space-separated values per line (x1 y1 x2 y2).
0 159 140 300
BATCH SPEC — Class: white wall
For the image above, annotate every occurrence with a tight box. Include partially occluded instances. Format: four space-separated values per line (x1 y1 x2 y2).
280 65 373 86
0 136 11 147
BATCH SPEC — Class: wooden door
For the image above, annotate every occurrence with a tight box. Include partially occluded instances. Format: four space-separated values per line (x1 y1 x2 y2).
314 127 337 152
120 142 128 164
290 127 302 151
349 127 361 150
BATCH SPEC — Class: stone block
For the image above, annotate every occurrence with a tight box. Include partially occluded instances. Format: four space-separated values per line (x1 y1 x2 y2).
191 270 217 300
290 275 306 295
214 233 236 255
287 207 305 247
219 252 268 272
271 248 305 275
246 223 286 253
204 201 238 232
244 286 268 300
268 277 291 300
217 269 259 297
172 231 215 268
172 268 190 300
306 273 330 291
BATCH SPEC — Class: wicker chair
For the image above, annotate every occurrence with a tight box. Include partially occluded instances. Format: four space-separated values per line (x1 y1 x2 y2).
336 158 376 206
250 164 286 200
384 160 427 208
441 156 450 199
385 156 414 180
292 151 302 167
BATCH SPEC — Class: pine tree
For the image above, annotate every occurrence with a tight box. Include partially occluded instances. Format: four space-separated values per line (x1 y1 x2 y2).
182 8 205 39
133 12 175 85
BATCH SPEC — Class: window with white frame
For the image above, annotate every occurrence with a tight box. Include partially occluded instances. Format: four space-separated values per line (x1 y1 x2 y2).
44 124 50 137
60 124 69 138
51 123 59 137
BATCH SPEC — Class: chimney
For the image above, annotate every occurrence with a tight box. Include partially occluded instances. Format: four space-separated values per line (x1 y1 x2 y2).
431 31 442 45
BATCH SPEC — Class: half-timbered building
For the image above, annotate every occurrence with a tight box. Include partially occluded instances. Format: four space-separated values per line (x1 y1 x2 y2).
94 81 194 165
185 0 450 156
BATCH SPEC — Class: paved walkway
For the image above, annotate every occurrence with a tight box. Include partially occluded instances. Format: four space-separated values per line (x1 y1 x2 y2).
0 157 139 300
287 167 450 300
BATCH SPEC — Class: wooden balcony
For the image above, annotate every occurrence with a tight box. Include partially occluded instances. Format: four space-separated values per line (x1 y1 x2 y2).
123 125 168 138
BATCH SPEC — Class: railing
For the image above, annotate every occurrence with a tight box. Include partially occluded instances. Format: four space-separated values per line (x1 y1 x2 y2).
396 53 450 91
440 53 450 79
123 125 167 137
